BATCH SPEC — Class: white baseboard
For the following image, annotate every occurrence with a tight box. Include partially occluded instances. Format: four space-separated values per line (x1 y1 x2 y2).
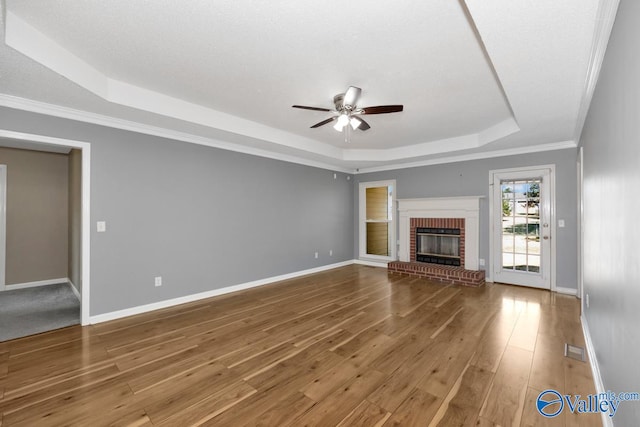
90 260 356 324
354 259 389 268
4 277 69 291
555 286 578 296
581 315 613 427
67 280 81 301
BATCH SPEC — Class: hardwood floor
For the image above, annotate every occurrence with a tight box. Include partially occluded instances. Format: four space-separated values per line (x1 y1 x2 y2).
0 265 601 426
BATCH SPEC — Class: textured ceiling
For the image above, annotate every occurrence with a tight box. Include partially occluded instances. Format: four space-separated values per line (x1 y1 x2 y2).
0 0 613 172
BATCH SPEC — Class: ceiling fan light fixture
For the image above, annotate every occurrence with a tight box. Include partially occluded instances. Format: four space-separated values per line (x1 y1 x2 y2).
293 86 403 135
333 113 350 132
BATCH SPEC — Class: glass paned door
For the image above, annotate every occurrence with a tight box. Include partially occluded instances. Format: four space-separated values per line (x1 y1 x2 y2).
492 168 552 289
500 179 541 273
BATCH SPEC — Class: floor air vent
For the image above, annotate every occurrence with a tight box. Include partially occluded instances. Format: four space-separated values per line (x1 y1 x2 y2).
564 343 586 362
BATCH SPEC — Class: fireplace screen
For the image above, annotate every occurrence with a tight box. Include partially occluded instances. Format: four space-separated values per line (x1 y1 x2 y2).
416 227 461 266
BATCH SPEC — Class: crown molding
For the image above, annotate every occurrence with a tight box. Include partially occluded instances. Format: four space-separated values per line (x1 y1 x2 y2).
354 140 577 174
0 94 577 175
342 117 520 162
0 94 354 173
574 0 621 144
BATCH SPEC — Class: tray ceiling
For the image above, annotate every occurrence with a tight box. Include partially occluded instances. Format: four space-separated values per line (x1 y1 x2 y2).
0 0 615 172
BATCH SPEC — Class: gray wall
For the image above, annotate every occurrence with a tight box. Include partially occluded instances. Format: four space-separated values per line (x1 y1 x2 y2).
0 147 69 285
579 1 640 424
68 148 82 293
0 107 354 315
355 149 578 289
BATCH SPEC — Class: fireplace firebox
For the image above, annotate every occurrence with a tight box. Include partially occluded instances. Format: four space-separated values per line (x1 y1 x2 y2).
415 227 461 266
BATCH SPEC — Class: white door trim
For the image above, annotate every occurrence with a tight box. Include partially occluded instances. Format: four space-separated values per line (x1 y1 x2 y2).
578 147 584 306
489 165 556 290
0 165 6 291
0 129 92 325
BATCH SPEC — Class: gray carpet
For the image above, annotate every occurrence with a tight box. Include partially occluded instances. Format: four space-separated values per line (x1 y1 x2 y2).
0 282 80 342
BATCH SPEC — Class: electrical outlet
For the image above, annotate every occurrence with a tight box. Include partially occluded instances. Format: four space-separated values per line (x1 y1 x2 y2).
329 249 333 256
155 276 162 287
479 258 485 266
314 252 318 259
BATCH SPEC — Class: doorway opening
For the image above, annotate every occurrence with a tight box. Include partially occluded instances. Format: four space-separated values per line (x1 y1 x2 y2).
0 129 91 326
490 166 555 290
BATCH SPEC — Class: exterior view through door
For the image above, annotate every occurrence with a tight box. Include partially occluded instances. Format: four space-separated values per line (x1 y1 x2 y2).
491 167 554 289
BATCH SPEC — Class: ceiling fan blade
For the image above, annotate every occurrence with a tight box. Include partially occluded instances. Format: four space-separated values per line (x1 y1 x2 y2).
355 117 371 131
310 116 337 128
292 105 332 112
343 86 362 108
362 105 404 114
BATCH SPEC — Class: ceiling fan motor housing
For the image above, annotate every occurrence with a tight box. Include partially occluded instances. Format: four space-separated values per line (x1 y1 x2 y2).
333 93 346 111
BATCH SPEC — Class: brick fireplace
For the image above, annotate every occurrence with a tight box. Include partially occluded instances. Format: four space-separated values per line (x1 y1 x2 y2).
388 197 485 287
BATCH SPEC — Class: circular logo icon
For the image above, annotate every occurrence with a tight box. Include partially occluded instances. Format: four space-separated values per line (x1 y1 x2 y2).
537 389 564 417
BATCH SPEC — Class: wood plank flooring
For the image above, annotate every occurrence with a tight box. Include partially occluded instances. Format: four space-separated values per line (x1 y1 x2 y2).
0 265 601 426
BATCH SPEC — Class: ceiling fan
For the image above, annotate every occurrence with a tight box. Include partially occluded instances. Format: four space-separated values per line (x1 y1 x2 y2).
292 86 403 138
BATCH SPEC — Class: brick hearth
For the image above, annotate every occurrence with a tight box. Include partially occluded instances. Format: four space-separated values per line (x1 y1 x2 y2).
388 261 485 287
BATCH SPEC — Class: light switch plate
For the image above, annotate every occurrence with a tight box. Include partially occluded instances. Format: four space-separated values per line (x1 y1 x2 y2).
97 221 106 232
558 219 565 228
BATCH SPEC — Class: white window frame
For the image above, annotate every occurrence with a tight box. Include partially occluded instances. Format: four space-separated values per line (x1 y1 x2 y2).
359 179 397 262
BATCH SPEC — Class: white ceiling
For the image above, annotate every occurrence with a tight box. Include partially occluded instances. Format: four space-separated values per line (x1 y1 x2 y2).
0 0 616 172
